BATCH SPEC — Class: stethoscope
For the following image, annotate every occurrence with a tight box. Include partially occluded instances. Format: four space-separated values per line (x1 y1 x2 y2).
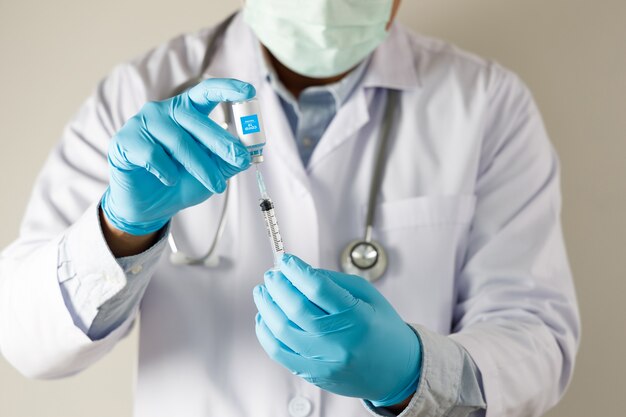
164 13 398 282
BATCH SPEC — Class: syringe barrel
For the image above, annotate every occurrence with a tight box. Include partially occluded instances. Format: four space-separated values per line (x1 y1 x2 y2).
260 198 284 268
232 97 266 164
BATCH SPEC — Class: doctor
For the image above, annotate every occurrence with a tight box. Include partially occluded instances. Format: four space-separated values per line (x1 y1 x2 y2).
0 1 580 416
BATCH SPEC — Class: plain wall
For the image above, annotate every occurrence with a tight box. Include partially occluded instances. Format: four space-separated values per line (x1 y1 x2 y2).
0 0 623 416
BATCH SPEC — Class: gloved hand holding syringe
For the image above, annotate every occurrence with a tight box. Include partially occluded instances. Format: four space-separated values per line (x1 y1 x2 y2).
233 91 422 409
231 97 285 270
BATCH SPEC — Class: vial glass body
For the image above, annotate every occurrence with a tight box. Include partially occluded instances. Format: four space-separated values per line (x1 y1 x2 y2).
231 97 266 163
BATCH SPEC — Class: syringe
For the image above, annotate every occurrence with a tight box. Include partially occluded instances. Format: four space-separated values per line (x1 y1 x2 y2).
256 166 285 269
230 96 283 268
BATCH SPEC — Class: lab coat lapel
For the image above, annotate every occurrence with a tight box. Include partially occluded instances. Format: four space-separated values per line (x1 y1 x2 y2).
306 87 371 172
203 13 263 88
306 22 420 172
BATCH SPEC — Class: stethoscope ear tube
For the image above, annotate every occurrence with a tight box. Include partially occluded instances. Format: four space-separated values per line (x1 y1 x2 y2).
168 181 230 266
165 13 238 267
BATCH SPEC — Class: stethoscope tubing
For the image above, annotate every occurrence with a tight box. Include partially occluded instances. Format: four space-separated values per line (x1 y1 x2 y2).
166 13 236 266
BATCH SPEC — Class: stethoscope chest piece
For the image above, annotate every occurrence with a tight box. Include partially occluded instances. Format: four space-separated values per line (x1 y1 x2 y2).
340 239 388 282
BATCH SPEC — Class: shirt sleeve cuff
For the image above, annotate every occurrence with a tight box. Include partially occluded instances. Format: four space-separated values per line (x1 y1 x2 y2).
87 224 169 340
58 202 168 336
362 325 486 417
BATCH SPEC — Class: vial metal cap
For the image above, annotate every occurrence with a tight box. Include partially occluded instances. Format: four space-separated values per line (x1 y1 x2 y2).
252 155 264 163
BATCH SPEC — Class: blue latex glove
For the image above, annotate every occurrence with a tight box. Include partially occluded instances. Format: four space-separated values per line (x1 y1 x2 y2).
253 254 422 407
101 78 255 235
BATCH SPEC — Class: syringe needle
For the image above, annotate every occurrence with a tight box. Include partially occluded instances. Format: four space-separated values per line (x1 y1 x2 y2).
255 165 270 200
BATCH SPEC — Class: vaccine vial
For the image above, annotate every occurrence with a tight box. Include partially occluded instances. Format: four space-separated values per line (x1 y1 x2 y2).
231 97 266 164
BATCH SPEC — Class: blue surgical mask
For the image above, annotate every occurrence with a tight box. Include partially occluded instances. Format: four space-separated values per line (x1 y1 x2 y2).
243 0 393 78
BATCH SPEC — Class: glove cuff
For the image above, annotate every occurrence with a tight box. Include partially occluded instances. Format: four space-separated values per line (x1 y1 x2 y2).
369 324 423 407
100 188 169 236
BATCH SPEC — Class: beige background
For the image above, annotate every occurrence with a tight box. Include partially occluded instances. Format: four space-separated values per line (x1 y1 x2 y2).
0 0 624 416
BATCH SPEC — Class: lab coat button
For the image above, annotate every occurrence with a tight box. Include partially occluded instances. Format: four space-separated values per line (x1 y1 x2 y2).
130 264 143 275
288 396 312 417
302 137 313 147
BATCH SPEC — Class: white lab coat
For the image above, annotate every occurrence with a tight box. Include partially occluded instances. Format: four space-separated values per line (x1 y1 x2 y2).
0 12 579 417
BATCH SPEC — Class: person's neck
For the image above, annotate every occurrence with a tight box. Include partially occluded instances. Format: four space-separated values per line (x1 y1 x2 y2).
263 46 352 99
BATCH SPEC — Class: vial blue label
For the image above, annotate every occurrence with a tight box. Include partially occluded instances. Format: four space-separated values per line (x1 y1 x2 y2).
240 114 260 135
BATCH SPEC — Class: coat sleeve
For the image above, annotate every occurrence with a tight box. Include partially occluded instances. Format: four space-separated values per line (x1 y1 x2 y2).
448 63 580 416
0 27 206 378
0 60 151 378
